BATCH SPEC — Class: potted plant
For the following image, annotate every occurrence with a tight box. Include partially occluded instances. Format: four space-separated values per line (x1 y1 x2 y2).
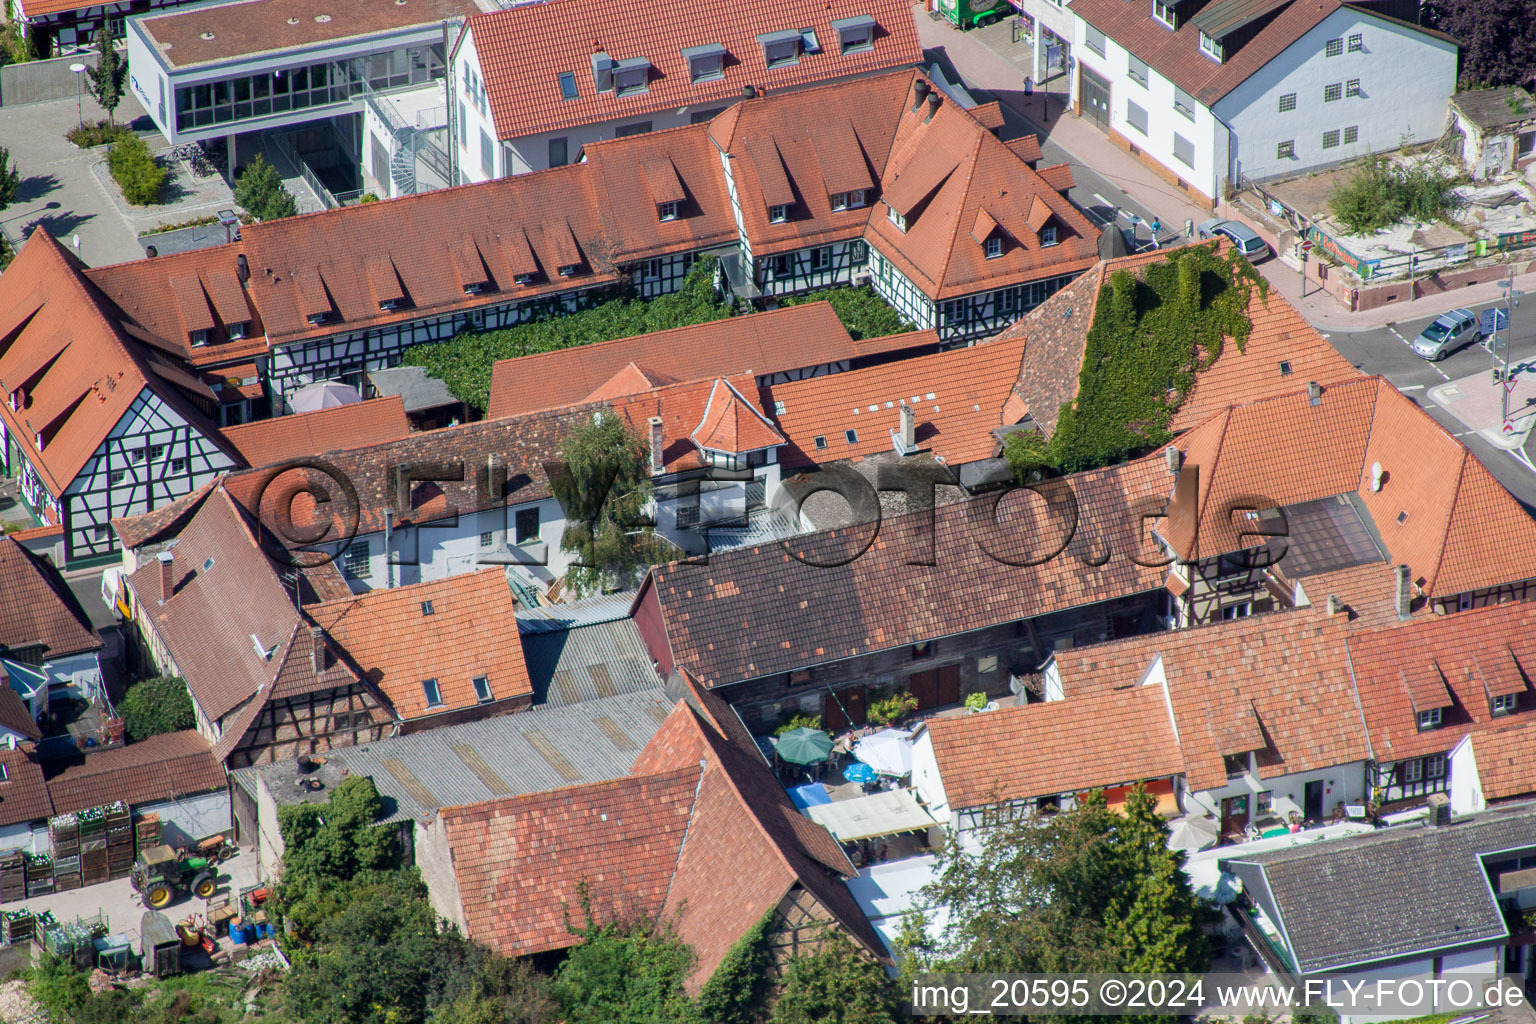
964 693 989 713
867 689 918 727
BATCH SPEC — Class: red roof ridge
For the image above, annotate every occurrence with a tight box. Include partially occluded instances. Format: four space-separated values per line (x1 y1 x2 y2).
437 760 702 822
690 377 784 454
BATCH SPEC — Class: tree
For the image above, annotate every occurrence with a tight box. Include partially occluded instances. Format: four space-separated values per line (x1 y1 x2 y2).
234 154 298 221
551 415 667 597
551 916 701 1024
87 23 125 124
1423 0 1536 88
0 145 18 214
770 934 902 1024
117 675 194 741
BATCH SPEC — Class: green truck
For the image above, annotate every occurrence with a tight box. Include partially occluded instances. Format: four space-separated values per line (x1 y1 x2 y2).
937 0 1013 30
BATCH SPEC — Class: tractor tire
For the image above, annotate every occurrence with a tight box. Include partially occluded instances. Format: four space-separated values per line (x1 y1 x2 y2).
146 884 174 909
192 872 217 899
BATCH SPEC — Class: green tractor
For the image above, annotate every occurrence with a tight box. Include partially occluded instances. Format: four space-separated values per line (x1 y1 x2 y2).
131 845 218 909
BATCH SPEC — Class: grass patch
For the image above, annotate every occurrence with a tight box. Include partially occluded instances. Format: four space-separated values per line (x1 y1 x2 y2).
402 256 733 417
1329 155 1463 235
65 119 133 149
1005 242 1265 478
777 283 914 339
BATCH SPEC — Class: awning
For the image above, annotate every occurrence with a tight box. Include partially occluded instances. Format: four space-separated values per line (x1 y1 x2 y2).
789 782 832 811
1085 778 1179 818
806 789 938 843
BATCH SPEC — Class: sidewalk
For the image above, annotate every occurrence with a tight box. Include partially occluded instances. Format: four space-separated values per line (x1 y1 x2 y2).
916 5 1534 333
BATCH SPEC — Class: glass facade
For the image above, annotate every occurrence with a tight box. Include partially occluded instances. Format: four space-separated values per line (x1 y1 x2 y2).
174 44 444 133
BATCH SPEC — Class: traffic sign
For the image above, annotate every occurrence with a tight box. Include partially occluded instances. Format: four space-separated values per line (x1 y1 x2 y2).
1299 240 1314 253
1481 307 1509 335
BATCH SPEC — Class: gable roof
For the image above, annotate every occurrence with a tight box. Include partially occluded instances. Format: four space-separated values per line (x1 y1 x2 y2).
581 125 739 262
486 302 857 421
1223 805 1536 973
219 396 412 468
690 377 785 455
43 730 226 816
608 375 763 473
462 0 921 143
1463 718 1536 803
923 685 1183 810
0 536 101 659
307 569 534 719
0 748 51 826
763 332 1029 467
0 686 41 742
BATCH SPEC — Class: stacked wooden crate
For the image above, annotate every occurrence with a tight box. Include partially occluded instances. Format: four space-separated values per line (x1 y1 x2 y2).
78 807 109 887
4 910 33 945
24 855 52 899
105 802 132 880
49 814 80 892
135 812 163 853
0 851 23 905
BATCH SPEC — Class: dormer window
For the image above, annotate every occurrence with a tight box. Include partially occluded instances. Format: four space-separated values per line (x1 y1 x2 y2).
887 204 907 232
1041 225 1058 246
830 189 869 211
1493 693 1518 717
558 263 580 277
769 203 789 224
226 320 248 341
190 329 211 347
515 272 537 285
1152 0 1176 30
984 235 1004 259
1416 707 1443 730
682 43 727 83
758 30 802 68
658 200 680 222
831 15 876 53
379 297 401 311
612 58 652 97
306 311 329 326
1199 31 1223 62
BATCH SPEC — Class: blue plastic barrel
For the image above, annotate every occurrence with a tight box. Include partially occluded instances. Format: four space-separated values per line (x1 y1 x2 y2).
231 925 249 945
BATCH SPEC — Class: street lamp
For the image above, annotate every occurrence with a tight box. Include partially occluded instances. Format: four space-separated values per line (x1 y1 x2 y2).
1497 275 1525 432
68 62 87 130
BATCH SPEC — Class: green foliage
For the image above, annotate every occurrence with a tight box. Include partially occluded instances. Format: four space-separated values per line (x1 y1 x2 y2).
401 257 731 416
234 155 298 222
359 192 381 203
118 675 194 741
1291 1004 1341 1024
908 787 1208 1023
769 933 901 1024
696 911 773 1024
1005 243 1263 479
66 119 134 148
276 775 403 939
1329 156 1461 235
550 414 667 597
964 692 988 711
26 954 91 1022
551 916 700 1024
0 145 17 214
774 713 823 736
778 285 913 340
866 689 918 726
88 27 126 123
106 135 167 206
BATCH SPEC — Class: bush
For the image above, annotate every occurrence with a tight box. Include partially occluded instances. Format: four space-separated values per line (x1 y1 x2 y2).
867 689 918 727
234 154 298 221
66 119 133 148
117 675 193 741
774 713 823 736
106 136 167 206
359 191 380 203
964 692 988 711
402 256 732 416
1329 155 1461 234
778 284 913 340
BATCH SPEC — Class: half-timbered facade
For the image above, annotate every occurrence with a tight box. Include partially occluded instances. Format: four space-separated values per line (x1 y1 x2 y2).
0 232 236 566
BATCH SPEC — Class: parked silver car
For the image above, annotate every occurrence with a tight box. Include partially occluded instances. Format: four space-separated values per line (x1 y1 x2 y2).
1196 218 1271 261
1411 308 1480 361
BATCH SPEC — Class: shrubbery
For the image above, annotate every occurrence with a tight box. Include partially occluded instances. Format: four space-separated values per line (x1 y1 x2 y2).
117 675 194 741
233 154 298 222
106 136 166 206
779 283 913 340
65 119 133 148
1329 155 1462 235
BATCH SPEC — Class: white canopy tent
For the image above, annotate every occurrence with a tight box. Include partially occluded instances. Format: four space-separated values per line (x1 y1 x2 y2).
806 789 937 843
289 380 362 413
852 728 914 777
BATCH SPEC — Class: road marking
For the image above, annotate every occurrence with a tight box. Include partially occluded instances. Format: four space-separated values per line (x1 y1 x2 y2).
1432 364 1450 380
1398 384 1426 391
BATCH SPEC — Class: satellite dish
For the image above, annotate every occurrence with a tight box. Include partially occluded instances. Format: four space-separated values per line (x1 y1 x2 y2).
1370 461 1383 492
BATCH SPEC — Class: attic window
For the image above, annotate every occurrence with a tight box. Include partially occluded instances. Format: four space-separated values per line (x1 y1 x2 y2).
558 71 578 100
831 14 876 53
814 435 827 449
514 272 538 285
1493 692 1518 717
1397 511 1409 525
845 429 858 444
421 600 434 615
422 678 444 708
984 236 1003 259
1199 31 1223 62
1040 225 1058 246
658 200 680 222
201 557 215 572
0 764 9 782
682 43 727 83
1152 0 1176 29
190 329 211 347
1416 707 1442 730
773 400 786 415
769 203 789 224
758 30 801 68
558 263 580 278
831 189 870 211
226 320 249 341
1278 360 1293 376
612 58 652 97
887 204 907 232
473 675 493 703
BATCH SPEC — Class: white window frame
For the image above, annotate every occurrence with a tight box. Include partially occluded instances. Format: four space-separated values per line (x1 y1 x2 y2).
830 189 869 212
1083 24 1106 57
613 66 649 97
1199 31 1222 62
984 235 1003 259
1401 758 1422 783
1152 0 1176 29
1127 53 1149 86
1425 753 1446 779
1173 86 1196 121
1493 692 1518 716
1040 225 1058 246
887 204 907 232
1416 706 1443 730
226 320 248 341
658 200 680 222
769 203 789 224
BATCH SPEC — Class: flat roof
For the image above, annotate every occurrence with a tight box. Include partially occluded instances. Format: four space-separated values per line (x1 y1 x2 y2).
138 0 480 70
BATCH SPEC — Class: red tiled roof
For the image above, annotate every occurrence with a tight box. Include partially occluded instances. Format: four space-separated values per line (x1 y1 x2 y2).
609 375 762 473
1347 600 1536 763
763 333 1028 467
584 362 676 402
307 569 533 720
219 396 412 468
43 731 226 815
0 749 50 826
0 686 41 743
581 125 738 262
923 685 1184 810
0 536 101 658
1465 717 1536 802
463 0 921 142
486 303 852 421
690 378 784 455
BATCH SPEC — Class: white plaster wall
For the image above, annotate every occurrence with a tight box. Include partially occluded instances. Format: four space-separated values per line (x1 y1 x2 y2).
1217 7 1457 183
340 498 569 591
255 773 285 880
1185 762 1367 824
450 29 499 183
504 111 701 176
414 815 466 934
1448 736 1485 816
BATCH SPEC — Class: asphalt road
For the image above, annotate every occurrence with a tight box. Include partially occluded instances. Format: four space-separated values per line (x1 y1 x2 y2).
1323 299 1536 510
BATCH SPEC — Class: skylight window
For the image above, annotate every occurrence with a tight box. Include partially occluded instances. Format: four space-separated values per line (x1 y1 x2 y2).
422 678 444 708
473 675 493 703
421 600 435 615
845 429 859 444
558 71 578 100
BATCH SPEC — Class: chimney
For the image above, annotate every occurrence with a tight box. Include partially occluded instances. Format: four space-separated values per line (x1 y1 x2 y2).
925 90 941 123
157 550 174 605
1394 564 1412 620
1326 594 1342 616
310 626 326 675
648 416 664 475
911 79 930 112
1164 445 1181 477
145 245 158 258
899 402 915 450
1425 792 1450 827
742 84 757 99
1307 381 1322 406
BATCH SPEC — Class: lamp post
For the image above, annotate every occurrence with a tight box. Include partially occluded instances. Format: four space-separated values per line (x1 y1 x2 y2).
1497 275 1525 433
69 62 87 130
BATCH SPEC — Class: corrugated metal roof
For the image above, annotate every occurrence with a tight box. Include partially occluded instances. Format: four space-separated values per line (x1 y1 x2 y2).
515 592 639 633
234 689 670 823
520 617 662 706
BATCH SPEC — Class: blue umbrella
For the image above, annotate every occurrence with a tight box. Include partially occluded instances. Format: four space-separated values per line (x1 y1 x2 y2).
843 762 878 784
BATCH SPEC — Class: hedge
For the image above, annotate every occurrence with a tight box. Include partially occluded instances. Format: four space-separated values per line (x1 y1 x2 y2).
106 136 166 206
777 283 914 339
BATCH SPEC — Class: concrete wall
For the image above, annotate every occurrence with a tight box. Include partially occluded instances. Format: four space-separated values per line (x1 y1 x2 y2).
140 788 231 850
414 814 465 934
1448 735 1485 816
0 52 99 108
